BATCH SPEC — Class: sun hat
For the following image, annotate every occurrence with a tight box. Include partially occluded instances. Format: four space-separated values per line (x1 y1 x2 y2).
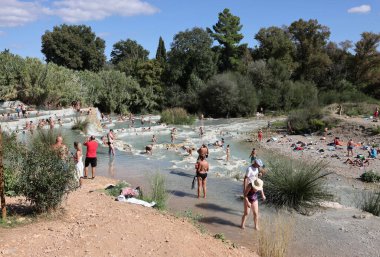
251 178 264 191
253 159 263 167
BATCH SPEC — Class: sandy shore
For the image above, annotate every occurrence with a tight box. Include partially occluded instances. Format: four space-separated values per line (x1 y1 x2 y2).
0 177 256 257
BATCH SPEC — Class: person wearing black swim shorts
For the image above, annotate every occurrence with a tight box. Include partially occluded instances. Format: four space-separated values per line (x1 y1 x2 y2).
84 136 99 179
195 155 209 199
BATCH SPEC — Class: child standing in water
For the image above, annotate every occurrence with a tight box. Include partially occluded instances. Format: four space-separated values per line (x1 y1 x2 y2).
241 178 266 230
226 144 230 162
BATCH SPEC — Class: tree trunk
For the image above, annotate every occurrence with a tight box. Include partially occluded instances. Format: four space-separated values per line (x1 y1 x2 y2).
0 129 6 220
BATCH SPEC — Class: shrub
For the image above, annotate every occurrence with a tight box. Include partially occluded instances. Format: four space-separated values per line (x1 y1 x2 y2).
258 215 294 257
360 171 380 183
32 129 61 146
160 108 195 125
287 107 324 134
342 102 378 117
263 157 333 214
16 135 76 213
360 191 380 216
139 172 168 210
371 126 380 136
72 117 90 133
3 133 26 196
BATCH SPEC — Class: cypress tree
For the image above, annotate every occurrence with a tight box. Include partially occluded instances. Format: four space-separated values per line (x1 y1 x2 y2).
155 36 167 64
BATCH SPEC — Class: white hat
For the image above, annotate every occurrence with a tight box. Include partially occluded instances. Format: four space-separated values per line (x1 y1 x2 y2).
251 178 264 191
253 159 263 167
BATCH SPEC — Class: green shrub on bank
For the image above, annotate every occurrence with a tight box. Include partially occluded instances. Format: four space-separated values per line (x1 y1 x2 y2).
32 129 61 146
72 117 90 133
360 191 380 216
139 172 168 210
264 157 332 214
287 107 340 134
3 133 25 196
342 102 378 117
360 171 380 183
160 108 195 125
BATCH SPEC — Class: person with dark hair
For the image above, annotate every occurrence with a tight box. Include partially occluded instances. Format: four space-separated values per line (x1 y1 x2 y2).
195 155 209 198
107 129 115 156
84 136 98 179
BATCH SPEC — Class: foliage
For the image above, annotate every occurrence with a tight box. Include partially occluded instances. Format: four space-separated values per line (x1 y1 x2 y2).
105 181 131 197
200 72 258 118
160 108 195 125
214 233 226 242
360 171 380 183
7 132 76 213
72 117 90 133
288 107 330 133
178 210 206 233
155 36 167 65
138 172 168 210
360 191 380 216
3 133 25 196
167 27 217 86
207 8 244 71
264 157 333 214
41 24 106 71
258 216 294 257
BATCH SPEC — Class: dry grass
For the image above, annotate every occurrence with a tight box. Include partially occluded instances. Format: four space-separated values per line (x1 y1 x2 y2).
258 215 294 257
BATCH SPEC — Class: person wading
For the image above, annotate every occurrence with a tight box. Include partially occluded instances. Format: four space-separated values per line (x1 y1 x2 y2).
84 136 98 179
195 155 209 199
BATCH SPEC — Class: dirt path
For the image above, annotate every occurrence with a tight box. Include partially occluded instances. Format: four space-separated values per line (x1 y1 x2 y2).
0 177 256 257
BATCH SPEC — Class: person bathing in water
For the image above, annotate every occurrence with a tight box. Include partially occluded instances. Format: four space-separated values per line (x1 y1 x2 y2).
107 129 115 156
241 178 266 230
195 155 209 199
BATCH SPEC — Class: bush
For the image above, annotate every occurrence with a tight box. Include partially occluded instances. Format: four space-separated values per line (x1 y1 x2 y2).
360 191 380 216
342 102 378 117
16 135 76 213
288 107 324 134
72 117 90 133
3 133 25 196
360 171 380 183
371 126 380 136
32 129 61 146
264 157 333 214
160 108 195 125
139 172 168 210
258 215 294 257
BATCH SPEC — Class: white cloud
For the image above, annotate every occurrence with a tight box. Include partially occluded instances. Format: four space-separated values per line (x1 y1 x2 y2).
51 0 159 23
347 4 371 14
0 0 48 27
0 0 159 27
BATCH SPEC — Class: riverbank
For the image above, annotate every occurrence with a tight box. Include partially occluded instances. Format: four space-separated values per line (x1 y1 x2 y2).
0 176 256 257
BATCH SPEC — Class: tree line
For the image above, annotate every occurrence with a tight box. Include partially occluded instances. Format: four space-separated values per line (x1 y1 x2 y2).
1 8 379 117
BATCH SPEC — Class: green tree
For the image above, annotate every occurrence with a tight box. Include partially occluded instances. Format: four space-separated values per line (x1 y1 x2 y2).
167 27 216 86
254 26 296 73
41 24 106 71
0 51 24 100
111 39 149 77
288 19 331 83
207 8 244 71
155 36 167 65
353 32 380 87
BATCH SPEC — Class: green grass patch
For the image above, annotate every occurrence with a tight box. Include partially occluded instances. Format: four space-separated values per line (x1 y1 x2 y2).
138 172 168 210
264 156 333 214
360 191 380 216
160 108 195 125
72 117 90 133
360 171 380 183
176 209 206 233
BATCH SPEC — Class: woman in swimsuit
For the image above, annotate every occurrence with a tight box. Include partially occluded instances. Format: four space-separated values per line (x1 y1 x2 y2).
347 139 354 157
195 155 209 198
241 178 266 230
73 142 84 187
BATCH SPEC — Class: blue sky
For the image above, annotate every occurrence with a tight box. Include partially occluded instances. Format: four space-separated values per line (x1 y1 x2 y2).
0 0 378 60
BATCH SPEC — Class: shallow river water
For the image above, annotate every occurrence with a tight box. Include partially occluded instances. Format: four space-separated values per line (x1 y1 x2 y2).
3 108 380 257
